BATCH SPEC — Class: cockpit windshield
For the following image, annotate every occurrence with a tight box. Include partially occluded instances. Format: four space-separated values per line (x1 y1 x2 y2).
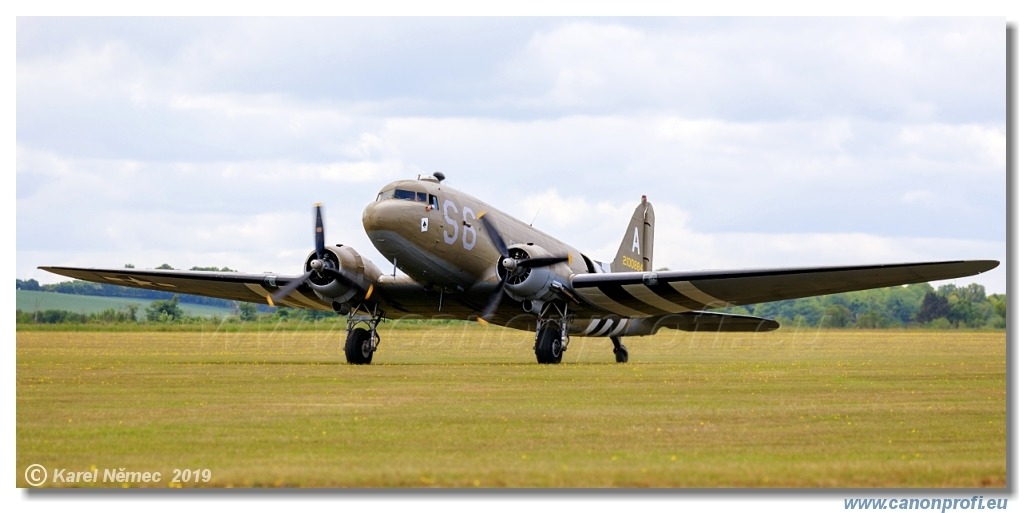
394 189 419 201
377 188 431 205
378 185 438 208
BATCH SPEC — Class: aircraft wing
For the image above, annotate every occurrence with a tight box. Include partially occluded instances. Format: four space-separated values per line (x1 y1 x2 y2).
570 260 999 317
37 266 332 311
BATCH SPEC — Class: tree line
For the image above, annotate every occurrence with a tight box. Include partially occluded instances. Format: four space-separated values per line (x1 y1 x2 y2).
16 295 339 325
721 282 1004 329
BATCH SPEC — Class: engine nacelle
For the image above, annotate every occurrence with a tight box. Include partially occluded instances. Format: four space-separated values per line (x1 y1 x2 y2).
304 245 382 304
500 244 570 303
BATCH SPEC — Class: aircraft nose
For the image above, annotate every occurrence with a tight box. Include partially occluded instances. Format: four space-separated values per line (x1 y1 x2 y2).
362 199 411 235
362 201 385 233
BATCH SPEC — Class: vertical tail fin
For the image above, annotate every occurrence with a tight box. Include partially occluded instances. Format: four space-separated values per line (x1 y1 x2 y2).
610 196 655 272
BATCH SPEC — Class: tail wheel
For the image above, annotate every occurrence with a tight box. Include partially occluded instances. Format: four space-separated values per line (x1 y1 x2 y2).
535 326 563 364
345 327 374 365
611 336 628 363
613 345 629 363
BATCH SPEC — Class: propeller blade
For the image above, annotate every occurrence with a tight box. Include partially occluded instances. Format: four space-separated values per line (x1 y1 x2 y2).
518 255 570 268
478 278 507 322
477 213 508 258
321 267 367 290
271 269 314 305
314 203 325 260
323 266 377 301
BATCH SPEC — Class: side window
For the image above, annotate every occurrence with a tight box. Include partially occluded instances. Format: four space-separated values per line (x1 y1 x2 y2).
428 195 439 211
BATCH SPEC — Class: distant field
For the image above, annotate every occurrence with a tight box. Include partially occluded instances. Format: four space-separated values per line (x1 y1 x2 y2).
16 290 235 318
16 326 1006 488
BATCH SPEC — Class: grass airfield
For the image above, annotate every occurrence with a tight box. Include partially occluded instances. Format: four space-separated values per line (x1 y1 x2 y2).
16 324 1006 488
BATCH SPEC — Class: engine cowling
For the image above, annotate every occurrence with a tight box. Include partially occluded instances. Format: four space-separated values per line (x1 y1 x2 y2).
499 244 570 303
304 245 382 304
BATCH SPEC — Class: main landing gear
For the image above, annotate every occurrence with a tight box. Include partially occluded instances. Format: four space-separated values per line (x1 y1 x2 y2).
343 301 631 365
535 322 565 364
532 303 631 364
344 304 382 365
534 303 569 364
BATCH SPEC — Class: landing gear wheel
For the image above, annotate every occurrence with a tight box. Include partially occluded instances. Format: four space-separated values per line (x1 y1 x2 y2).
613 345 629 363
345 327 374 365
535 326 563 364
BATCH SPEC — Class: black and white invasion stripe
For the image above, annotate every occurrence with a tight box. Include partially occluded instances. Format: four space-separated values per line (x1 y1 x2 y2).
574 279 730 317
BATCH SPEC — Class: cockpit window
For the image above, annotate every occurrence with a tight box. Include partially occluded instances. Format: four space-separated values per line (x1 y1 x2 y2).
377 188 429 203
392 189 430 203
393 189 417 201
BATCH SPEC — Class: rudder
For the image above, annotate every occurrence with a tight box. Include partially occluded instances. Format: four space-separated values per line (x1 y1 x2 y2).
610 196 654 272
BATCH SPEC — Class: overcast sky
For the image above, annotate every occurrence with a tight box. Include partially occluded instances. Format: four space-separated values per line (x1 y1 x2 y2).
16 17 1007 293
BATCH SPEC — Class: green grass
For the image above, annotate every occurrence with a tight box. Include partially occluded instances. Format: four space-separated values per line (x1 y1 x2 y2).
16 290 235 319
16 326 1006 488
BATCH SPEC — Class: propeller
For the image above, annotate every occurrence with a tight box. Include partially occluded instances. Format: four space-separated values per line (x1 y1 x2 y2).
476 213 570 323
268 204 372 306
314 202 325 261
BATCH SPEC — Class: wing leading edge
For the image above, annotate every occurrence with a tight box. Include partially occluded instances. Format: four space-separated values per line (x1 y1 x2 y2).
38 266 332 311
571 260 999 317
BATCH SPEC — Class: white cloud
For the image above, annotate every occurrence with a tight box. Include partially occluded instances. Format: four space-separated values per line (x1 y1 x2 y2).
498 18 1004 122
897 123 1006 170
901 190 935 204
16 17 1006 294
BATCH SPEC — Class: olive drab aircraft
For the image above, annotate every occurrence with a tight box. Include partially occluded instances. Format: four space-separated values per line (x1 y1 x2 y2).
42 172 999 365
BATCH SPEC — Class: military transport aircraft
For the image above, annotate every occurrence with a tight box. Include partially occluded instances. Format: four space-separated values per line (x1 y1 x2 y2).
41 172 998 365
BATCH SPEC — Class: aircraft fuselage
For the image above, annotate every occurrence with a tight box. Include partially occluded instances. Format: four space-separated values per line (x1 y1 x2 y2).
362 175 594 293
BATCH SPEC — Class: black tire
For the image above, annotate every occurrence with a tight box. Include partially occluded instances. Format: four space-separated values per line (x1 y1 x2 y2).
614 345 629 364
535 326 563 364
345 327 374 365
